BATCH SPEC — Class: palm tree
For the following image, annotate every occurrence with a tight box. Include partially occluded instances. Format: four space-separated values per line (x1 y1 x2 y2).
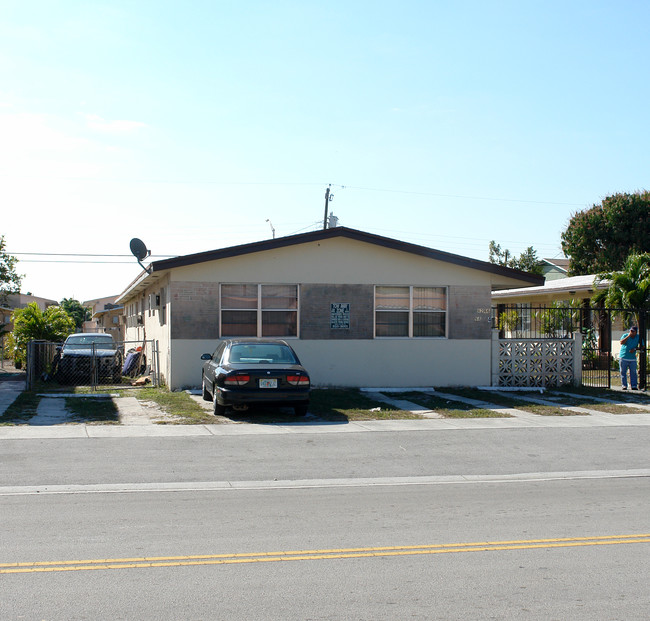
594 252 650 326
595 253 650 390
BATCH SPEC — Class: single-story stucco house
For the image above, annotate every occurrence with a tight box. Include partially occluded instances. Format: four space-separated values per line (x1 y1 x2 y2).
116 227 543 390
490 274 633 358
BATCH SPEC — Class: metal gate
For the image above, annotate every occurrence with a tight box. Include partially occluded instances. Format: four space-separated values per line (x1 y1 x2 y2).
580 309 647 390
494 305 647 390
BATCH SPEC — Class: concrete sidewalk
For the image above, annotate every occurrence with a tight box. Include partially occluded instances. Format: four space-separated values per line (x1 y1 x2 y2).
2 405 650 439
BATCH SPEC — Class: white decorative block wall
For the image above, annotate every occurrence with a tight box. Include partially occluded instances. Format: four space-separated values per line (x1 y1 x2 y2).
497 339 575 387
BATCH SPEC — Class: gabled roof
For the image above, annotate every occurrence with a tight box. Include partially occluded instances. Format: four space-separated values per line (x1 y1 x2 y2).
492 274 608 299
118 227 544 302
542 257 570 270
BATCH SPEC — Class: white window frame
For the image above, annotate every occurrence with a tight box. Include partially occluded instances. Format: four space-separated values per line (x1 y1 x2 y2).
374 285 447 338
219 283 300 338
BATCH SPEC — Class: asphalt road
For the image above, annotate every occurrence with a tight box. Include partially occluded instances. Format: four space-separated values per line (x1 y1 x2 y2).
2 427 650 620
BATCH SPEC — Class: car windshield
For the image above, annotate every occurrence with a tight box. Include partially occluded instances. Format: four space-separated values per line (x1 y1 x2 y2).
64 335 116 350
228 343 297 364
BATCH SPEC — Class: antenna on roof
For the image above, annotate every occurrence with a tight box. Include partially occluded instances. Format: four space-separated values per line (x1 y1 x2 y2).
129 238 152 274
265 219 276 239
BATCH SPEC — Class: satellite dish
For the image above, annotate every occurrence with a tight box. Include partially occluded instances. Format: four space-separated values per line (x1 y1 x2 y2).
130 238 150 261
129 238 152 274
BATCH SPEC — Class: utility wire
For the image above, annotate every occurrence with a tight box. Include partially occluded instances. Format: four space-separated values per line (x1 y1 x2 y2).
16 260 146 264
11 252 174 258
0 175 587 207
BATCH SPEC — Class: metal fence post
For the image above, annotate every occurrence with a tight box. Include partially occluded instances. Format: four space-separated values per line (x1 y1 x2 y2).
573 331 582 387
26 340 34 391
640 311 647 391
154 340 160 387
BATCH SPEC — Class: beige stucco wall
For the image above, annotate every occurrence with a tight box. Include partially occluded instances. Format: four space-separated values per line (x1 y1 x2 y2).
124 275 171 384
171 338 491 390
168 237 524 288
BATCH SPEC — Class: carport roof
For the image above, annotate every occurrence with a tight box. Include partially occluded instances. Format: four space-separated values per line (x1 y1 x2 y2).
117 226 544 302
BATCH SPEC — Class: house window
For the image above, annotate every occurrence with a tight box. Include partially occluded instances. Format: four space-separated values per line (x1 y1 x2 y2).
159 288 167 326
220 284 298 337
375 286 446 337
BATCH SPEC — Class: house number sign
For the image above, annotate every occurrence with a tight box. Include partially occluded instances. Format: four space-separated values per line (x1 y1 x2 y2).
330 303 350 329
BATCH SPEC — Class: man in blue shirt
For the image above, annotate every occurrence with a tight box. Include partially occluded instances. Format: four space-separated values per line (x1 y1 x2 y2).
619 326 640 390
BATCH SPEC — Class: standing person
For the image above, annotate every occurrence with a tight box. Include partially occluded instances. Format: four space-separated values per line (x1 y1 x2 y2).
619 326 640 390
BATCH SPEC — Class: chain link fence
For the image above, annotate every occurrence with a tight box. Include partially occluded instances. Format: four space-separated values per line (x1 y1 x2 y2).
26 337 160 391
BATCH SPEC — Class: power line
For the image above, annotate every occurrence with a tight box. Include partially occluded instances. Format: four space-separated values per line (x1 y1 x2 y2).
11 252 174 258
1 174 588 207
17 260 143 264
339 185 585 207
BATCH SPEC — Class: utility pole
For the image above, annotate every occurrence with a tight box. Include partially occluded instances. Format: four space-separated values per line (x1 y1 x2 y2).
323 184 333 229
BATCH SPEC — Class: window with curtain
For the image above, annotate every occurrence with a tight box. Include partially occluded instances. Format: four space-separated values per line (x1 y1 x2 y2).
221 284 298 337
375 286 446 337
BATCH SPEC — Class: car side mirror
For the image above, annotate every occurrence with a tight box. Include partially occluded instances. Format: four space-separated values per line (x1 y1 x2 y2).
200 353 212 360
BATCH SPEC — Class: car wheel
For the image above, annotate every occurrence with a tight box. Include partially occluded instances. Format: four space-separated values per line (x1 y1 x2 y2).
294 404 308 417
202 375 212 401
213 390 226 415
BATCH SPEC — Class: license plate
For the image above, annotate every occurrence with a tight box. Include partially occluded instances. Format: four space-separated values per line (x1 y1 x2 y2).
259 378 277 389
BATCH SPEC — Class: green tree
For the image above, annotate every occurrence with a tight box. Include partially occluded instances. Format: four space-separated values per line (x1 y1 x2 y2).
594 253 650 327
61 298 91 331
561 191 650 275
7 303 75 367
0 235 22 305
489 241 544 275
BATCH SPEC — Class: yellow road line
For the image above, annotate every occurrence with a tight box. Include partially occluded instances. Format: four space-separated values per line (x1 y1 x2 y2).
3 534 649 574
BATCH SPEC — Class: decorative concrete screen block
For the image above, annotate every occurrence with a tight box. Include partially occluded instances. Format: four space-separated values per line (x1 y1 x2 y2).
498 339 574 387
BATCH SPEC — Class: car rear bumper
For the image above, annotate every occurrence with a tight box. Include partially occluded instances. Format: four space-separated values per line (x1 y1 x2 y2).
216 386 309 407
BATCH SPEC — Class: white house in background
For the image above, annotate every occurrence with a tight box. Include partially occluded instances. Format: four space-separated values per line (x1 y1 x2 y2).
116 227 543 390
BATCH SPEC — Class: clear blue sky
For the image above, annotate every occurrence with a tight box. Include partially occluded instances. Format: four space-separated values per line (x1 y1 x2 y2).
2 0 649 302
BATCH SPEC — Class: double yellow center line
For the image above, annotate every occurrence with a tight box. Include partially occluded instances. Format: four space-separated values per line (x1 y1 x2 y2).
3 534 649 574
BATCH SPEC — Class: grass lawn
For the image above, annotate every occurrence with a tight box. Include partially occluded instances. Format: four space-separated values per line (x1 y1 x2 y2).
0 392 41 424
396 391 511 418
307 389 419 421
65 397 120 424
439 387 583 416
127 388 217 424
543 386 650 414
